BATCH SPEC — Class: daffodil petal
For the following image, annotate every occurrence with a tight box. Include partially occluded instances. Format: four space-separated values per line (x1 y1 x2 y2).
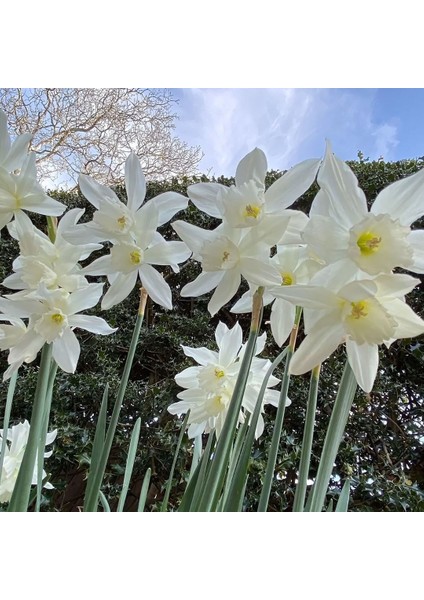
52 329 80 373
235 148 267 188
218 323 243 366
187 183 227 218
265 158 320 211
270 298 295 347
181 270 224 297
346 339 378 393
125 152 146 212
408 230 424 273
138 263 172 309
208 270 241 316
290 316 344 375
102 271 138 309
68 315 117 335
371 166 424 226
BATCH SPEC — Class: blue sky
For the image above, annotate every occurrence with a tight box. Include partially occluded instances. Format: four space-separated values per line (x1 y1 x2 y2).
171 89 424 177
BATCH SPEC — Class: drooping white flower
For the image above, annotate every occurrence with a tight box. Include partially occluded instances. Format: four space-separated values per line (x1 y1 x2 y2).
0 153 65 231
231 245 323 346
303 142 424 276
4 210 102 294
0 283 116 378
0 420 57 504
273 262 424 392
168 322 285 438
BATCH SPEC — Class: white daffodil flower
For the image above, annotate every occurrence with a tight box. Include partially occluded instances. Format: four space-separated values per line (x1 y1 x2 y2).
64 152 188 245
0 109 32 173
0 153 65 231
0 283 116 378
4 210 102 294
303 142 424 276
273 262 424 392
172 221 282 316
82 197 191 310
168 322 284 439
0 420 57 504
231 245 323 346
188 148 320 243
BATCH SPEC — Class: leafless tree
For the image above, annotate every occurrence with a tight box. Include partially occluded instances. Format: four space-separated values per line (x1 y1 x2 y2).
0 88 203 188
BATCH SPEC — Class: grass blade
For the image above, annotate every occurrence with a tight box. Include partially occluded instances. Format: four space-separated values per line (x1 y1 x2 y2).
161 411 190 511
335 478 351 512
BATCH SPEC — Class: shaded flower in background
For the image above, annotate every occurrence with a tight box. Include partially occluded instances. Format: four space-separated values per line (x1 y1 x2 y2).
168 321 286 438
0 420 57 504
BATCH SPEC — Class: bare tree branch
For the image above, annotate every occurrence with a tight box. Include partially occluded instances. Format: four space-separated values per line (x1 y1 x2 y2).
0 88 203 188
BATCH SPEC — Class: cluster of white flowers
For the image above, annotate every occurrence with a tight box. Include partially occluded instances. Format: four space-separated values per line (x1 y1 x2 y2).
0 420 56 503
0 112 191 379
168 322 286 439
171 145 424 394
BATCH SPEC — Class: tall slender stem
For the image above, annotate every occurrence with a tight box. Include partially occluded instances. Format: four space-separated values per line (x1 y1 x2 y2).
8 344 53 512
292 364 320 512
257 307 301 512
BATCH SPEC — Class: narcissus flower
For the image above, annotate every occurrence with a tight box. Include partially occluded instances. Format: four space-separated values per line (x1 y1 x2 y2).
273 262 424 392
0 420 57 504
4 210 101 294
0 283 116 377
65 153 191 309
0 153 65 231
188 147 319 242
231 245 323 346
303 142 424 276
168 322 284 438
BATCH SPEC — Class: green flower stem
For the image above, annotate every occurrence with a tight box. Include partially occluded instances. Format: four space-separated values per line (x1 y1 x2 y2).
223 347 289 512
195 288 264 512
161 411 190 512
181 431 215 512
292 364 321 512
0 370 18 482
308 360 357 512
8 343 53 512
36 359 58 512
46 216 57 243
84 287 148 512
257 307 302 512
220 418 250 510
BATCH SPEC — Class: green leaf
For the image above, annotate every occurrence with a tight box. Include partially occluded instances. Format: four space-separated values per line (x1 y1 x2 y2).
335 479 351 512
161 411 190 512
117 417 142 512
137 468 152 513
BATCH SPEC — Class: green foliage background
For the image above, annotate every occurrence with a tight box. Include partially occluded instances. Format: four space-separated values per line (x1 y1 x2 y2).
1 155 423 511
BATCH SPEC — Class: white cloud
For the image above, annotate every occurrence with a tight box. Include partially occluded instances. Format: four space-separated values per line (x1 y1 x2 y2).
173 88 403 176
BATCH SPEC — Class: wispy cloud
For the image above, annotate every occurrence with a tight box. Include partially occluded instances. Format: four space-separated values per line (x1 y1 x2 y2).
173 88 403 176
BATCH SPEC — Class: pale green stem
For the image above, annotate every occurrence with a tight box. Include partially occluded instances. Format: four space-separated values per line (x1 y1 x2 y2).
195 288 264 512
8 344 53 512
36 360 58 512
161 411 190 512
0 370 18 483
292 364 321 512
83 288 148 512
182 432 215 512
257 307 302 512
223 346 289 512
308 360 357 513
220 418 250 510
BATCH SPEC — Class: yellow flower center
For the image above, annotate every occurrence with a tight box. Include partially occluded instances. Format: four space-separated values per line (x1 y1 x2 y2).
357 231 382 255
214 367 225 379
51 313 65 324
222 251 230 262
244 204 261 219
281 272 294 286
117 216 127 229
349 300 368 320
211 395 225 414
130 250 142 265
